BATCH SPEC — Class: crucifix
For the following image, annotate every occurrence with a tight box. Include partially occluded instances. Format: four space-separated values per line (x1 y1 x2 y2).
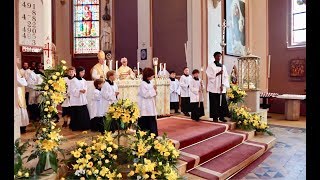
218 19 228 106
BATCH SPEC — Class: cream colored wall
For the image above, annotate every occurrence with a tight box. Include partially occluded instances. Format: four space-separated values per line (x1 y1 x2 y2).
248 0 268 92
137 0 152 69
54 1 72 66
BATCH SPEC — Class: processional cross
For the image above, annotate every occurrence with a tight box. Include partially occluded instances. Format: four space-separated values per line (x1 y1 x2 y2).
218 19 229 106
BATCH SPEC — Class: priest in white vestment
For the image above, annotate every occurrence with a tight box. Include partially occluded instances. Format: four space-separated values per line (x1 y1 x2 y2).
137 68 158 136
20 62 33 108
179 67 193 116
169 71 180 113
206 52 230 122
117 57 135 80
69 66 91 131
16 66 29 133
91 50 110 80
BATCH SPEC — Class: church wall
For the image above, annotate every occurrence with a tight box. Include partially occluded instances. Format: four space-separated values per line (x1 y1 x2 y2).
54 0 72 67
268 0 306 115
114 0 138 68
152 0 188 74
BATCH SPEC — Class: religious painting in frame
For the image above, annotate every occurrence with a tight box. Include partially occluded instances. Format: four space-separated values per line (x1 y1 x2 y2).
289 58 305 82
140 49 147 60
225 0 246 57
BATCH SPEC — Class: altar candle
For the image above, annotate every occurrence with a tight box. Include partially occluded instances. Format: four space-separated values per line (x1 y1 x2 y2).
159 63 162 71
137 62 140 75
155 65 157 78
164 63 166 71
116 60 118 73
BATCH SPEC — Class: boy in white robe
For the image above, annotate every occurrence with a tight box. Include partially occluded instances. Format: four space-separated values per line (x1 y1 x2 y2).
69 66 91 131
137 67 158 136
61 67 75 127
89 79 105 133
101 70 119 132
190 69 205 121
179 67 193 116
169 71 180 113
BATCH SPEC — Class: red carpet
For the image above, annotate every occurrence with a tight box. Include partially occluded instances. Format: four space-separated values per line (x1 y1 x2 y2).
157 117 272 179
157 117 228 149
189 143 264 179
180 132 246 170
231 150 272 179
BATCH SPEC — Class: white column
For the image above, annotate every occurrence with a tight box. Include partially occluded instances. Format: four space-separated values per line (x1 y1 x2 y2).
14 0 21 142
137 0 152 69
43 0 52 69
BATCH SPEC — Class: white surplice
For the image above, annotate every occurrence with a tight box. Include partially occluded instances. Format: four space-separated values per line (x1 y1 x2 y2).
17 68 29 126
25 70 43 105
179 74 193 97
170 79 180 102
21 69 33 93
69 78 88 106
189 78 204 103
206 63 230 93
61 77 73 108
101 81 118 115
88 89 104 119
137 81 157 116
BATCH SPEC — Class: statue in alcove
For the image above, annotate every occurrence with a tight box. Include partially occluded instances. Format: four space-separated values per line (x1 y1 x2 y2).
231 65 238 84
101 0 112 51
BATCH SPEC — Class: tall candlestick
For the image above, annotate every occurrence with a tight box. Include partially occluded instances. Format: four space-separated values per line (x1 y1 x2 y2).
137 62 140 76
115 60 118 73
109 60 113 70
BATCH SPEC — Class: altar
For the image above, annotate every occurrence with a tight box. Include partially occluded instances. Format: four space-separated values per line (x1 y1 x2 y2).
86 78 171 116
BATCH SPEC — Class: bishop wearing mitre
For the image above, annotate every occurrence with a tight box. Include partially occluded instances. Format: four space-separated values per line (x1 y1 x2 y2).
91 50 110 80
117 57 135 80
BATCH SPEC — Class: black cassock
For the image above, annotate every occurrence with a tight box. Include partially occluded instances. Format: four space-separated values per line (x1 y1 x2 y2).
190 102 205 121
180 97 191 113
209 92 229 120
138 116 158 136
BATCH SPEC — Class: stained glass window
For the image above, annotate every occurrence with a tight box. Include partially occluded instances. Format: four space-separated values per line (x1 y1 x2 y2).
289 0 306 47
73 0 100 54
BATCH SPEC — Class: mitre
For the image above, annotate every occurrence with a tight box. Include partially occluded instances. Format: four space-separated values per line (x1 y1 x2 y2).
97 50 105 60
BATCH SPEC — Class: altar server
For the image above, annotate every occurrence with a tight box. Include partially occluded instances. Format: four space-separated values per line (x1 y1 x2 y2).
137 67 158 136
89 79 105 133
190 69 205 121
61 67 75 127
69 66 91 131
206 51 230 122
179 67 193 116
169 71 180 113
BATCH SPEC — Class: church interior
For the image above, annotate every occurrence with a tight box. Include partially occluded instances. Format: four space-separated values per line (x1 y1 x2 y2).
14 0 306 179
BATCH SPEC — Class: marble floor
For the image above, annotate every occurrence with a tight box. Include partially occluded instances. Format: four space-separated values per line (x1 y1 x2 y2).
241 114 306 180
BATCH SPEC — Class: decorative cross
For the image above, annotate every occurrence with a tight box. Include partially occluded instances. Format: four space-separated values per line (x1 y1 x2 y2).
218 19 229 49
43 42 52 58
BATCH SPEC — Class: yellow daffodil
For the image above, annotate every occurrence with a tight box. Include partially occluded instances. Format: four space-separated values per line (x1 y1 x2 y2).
63 66 67 70
61 60 66 64
128 171 135 177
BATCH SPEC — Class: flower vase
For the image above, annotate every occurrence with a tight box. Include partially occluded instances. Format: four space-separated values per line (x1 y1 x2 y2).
255 131 265 136
44 153 51 170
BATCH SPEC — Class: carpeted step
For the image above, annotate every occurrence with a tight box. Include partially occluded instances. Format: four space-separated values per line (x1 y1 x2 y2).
157 117 229 149
179 132 247 170
188 141 267 180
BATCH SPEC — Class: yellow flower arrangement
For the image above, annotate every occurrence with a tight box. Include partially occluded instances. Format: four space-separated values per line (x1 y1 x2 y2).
229 104 273 135
26 60 67 175
104 98 140 132
227 84 247 104
127 131 181 180
68 132 122 179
